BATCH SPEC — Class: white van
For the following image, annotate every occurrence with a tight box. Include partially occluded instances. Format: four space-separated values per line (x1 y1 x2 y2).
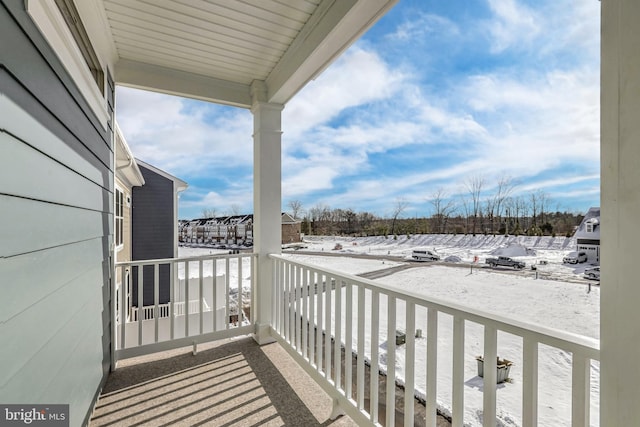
412 249 440 261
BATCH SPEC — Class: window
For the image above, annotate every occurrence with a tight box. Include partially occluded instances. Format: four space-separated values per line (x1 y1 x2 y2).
116 189 124 247
54 0 104 92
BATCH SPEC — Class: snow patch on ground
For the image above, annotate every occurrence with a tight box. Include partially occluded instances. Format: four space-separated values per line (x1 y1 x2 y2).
489 243 536 257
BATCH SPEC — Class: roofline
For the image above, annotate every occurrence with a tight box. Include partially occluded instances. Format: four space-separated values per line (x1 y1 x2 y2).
135 159 188 192
115 123 145 187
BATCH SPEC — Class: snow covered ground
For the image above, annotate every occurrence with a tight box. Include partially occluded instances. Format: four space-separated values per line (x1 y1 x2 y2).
291 234 599 283
180 234 600 426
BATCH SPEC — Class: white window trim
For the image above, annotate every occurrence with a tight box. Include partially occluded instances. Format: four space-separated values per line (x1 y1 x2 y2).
27 0 109 129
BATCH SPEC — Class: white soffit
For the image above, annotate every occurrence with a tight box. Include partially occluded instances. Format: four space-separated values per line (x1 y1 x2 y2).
99 0 397 107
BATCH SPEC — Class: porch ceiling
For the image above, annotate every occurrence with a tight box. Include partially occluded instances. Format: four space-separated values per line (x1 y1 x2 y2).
98 0 397 107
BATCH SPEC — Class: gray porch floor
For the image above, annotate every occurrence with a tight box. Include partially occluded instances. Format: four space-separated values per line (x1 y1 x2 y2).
90 336 359 427
90 336 451 426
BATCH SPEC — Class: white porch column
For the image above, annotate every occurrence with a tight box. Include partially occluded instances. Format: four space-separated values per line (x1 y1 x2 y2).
601 1 640 424
251 81 283 344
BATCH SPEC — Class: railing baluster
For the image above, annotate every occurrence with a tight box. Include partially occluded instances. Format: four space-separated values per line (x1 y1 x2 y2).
302 266 309 360
344 282 353 400
522 338 538 427
154 263 159 343
426 307 438 426
225 258 230 330
170 262 174 340
334 279 343 392
325 275 333 381
405 301 416 427
308 269 315 366
571 353 590 427
212 259 218 332
185 262 189 337
370 290 380 423
452 315 465 427
283 262 289 342
292 264 298 350
483 325 498 427
276 258 283 335
119 265 126 350
237 255 242 324
199 259 204 334
289 263 295 344
250 254 255 324
295 265 302 352
137 265 143 345
386 295 397 427
316 270 324 372
356 286 365 410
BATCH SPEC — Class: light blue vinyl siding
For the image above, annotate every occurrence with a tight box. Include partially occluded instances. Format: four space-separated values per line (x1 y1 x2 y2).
0 2 114 425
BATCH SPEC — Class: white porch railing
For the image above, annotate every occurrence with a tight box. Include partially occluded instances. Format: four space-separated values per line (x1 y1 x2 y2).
112 253 256 366
129 299 211 321
269 254 600 427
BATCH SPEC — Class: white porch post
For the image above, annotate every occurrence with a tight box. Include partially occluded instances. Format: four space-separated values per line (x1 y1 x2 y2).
601 1 640 424
251 80 283 345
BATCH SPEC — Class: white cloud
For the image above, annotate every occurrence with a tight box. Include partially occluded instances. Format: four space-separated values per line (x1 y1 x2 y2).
116 87 253 177
283 47 405 138
282 166 339 198
389 13 460 42
485 0 540 53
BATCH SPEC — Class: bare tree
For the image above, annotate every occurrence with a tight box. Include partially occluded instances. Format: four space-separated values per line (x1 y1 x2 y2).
202 208 217 218
429 189 456 233
465 176 484 234
537 190 550 225
390 198 409 235
459 196 471 233
486 176 515 233
515 196 528 232
288 199 304 219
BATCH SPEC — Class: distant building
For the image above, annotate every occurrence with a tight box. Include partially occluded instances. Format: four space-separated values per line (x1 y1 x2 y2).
281 213 302 243
574 207 600 263
180 213 301 246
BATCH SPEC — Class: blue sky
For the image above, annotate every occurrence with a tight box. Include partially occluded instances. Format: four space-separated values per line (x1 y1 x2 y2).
116 0 600 220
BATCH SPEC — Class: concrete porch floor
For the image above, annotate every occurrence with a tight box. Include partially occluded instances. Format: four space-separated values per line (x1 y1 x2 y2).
90 335 451 426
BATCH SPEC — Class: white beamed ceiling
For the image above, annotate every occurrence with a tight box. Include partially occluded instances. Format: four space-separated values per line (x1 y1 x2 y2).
98 0 398 108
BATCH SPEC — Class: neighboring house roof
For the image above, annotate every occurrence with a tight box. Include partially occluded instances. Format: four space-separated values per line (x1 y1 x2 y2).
281 213 298 224
135 159 188 193
574 207 600 240
115 123 145 188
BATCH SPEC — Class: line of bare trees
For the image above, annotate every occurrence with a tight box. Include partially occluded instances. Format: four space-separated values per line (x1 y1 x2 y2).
289 175 586 237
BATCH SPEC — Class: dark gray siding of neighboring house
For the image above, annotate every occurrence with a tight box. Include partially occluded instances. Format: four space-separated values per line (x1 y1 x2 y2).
0 2 113 426
132 165 175 305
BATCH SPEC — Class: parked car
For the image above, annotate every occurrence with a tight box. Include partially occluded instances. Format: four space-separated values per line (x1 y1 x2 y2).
584 266 600 280
563 251 588 264
485 256 526 269
412 249 440 261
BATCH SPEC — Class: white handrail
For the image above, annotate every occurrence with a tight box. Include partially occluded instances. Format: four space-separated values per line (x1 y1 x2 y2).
113 253 256 363
269 254 599 427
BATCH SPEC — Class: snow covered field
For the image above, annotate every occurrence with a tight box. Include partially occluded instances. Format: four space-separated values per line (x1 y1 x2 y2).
292 234 599 283
180 234 600 426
